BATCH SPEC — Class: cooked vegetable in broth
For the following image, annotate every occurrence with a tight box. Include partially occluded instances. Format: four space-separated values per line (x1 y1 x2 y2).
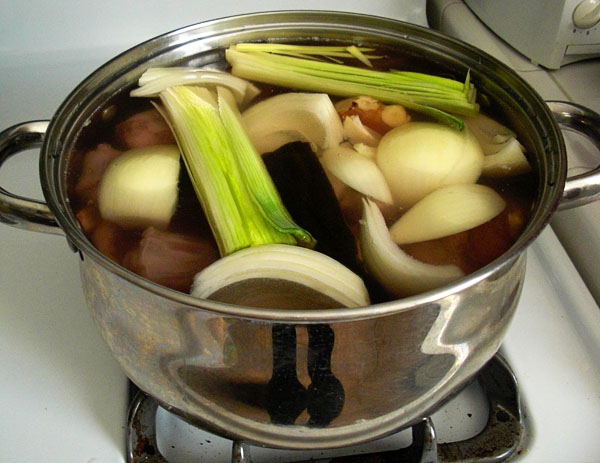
67 43 536 303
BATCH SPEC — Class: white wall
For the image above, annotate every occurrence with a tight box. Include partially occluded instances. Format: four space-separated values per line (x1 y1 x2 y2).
0 1 427 130
1 0 427 56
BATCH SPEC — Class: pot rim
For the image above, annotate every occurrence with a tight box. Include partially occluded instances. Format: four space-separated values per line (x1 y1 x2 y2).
41 10 566 323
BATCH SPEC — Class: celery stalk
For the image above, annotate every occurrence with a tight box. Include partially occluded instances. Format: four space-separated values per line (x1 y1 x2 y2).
158 85 315 256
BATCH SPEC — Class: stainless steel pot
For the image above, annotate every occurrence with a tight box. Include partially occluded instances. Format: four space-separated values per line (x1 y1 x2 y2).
1 11 599 450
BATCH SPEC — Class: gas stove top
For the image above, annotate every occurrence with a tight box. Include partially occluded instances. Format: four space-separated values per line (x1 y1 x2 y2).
2 2 600 462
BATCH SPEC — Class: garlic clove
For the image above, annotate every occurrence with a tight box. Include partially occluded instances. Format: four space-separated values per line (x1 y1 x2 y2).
191 244 370 309
389 184 506 245
335 95 381 113
359 198 464 297
353 143 378 159
322 143 394 205
381 104 410 127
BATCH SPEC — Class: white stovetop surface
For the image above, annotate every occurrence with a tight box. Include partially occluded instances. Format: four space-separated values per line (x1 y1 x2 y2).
2 2 600 462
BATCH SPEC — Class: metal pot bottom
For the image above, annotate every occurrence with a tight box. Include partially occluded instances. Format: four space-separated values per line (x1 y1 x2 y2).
82 253 525 449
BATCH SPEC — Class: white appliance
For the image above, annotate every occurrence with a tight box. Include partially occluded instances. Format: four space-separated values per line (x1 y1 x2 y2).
2 1 600 462
462 0 600 68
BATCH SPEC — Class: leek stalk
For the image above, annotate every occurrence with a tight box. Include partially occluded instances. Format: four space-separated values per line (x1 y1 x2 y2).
225 44 479 130
157 85 315 256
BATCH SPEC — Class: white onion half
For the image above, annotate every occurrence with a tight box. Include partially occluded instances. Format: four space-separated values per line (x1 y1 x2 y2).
359 199 464 297
389 183 506 245
376 122 484 208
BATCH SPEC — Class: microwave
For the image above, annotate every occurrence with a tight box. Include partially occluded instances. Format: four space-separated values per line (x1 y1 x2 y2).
464 0 600 68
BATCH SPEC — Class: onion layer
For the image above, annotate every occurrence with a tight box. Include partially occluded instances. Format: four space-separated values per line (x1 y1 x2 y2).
359 199 464 297
242 93 344 155
481 138 532 178
466 114 532 178
342 115 381 146
389 184 506 245
321 143 393 204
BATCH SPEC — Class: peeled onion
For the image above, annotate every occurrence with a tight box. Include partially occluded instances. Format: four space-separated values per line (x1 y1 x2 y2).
359 199 464 297
321 143 393 204
389 183 506 245
376 122 484 208
98 145 180 230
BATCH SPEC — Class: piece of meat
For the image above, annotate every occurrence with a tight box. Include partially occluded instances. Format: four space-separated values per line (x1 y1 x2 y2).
91 220 126 263
74 143 122 201
115 109 175 149
122 227 219 293
76 202 101 234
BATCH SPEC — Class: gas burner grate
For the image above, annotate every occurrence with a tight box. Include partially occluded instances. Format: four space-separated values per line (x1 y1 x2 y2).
126 355 525 463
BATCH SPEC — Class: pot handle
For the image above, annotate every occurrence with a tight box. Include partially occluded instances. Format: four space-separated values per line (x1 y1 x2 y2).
547 101 600 211
0 121 64 235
